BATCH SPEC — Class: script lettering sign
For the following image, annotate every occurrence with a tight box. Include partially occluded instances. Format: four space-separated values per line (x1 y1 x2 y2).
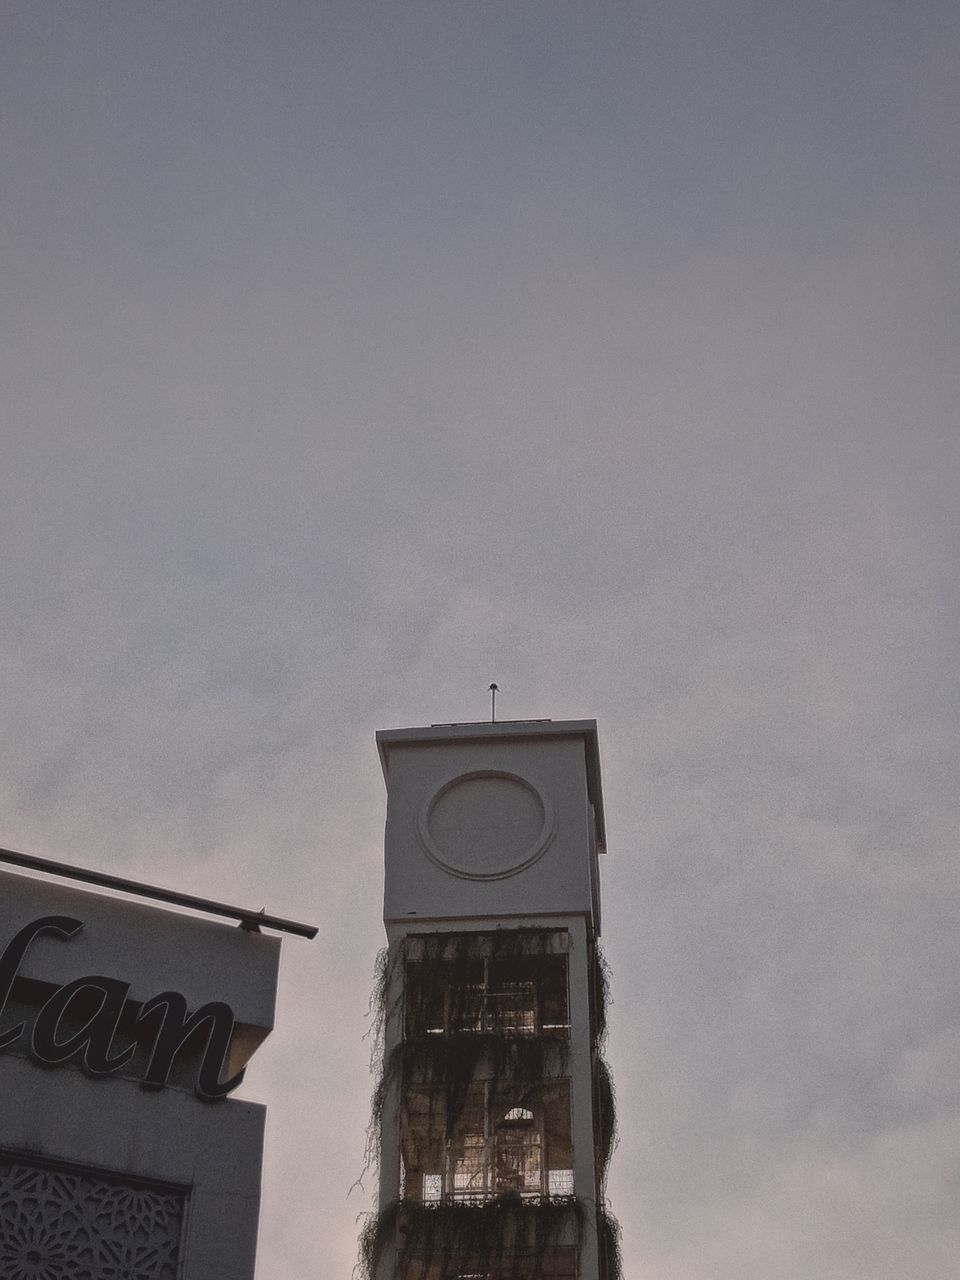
0 916 244 1101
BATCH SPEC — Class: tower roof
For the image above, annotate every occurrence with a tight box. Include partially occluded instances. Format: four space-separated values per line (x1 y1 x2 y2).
376 718 606 855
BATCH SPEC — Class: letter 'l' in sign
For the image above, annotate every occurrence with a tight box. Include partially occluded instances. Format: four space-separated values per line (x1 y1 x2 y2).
0 915 245 1101
0 916 82 1051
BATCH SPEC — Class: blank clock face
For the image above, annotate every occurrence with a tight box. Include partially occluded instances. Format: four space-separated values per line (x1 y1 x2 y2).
416 771 556 881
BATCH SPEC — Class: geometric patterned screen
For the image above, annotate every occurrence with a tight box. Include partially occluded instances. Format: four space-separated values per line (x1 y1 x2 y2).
0 1153 186 1280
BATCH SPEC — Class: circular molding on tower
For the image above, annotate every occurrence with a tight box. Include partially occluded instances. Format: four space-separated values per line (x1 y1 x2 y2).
416 770 556 881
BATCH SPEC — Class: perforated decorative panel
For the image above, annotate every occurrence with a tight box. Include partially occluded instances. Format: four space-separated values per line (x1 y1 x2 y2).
0 1153 185 1280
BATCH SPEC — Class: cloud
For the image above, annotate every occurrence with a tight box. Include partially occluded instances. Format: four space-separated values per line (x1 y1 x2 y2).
1 2 958 1275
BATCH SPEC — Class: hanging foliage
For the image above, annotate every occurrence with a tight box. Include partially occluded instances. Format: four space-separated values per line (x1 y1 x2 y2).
363 932 570 1179
402 929 569 1042
362 946 397 1180
385 1031 569 1138
368 947 393 1066
359 1196 585 1280
596 1203 623 1280
369 931 568 1068
594 1054 617 1190
586 940 618 1187
590 942 621 1275
589 942 611 1051
359 930 623 1278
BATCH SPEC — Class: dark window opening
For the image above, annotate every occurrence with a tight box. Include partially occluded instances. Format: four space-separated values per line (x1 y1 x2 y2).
405 950 569 1041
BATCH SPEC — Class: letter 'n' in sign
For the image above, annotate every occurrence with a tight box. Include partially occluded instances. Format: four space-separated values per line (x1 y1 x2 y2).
135 992 245 1101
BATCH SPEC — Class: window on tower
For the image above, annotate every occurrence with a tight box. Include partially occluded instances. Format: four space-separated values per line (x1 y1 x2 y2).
401 1080 573 1205
404 936 570 1041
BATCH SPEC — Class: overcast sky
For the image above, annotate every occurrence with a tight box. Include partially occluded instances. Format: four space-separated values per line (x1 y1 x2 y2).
2 2 959 1276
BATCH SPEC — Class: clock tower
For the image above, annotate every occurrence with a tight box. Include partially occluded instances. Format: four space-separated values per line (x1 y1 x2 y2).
363 718 617 1280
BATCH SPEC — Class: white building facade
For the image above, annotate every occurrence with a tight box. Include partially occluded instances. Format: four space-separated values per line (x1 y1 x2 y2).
0 861 299 1280
365 719 618 1280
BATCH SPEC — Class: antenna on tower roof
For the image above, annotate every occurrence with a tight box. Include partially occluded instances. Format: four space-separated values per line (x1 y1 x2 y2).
488 683 499 723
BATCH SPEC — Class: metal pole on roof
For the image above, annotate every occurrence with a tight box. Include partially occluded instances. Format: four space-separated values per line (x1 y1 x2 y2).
0 845 318 939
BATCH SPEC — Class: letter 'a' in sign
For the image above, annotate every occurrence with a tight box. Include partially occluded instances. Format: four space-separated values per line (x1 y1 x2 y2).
0 916 245 1102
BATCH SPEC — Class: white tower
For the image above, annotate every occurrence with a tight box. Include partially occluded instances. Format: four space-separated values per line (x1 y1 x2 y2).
365 719 616 1280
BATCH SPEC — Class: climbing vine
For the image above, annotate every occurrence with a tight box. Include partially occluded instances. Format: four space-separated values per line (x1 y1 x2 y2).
359 929 622 1279
359 1197 585 1280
